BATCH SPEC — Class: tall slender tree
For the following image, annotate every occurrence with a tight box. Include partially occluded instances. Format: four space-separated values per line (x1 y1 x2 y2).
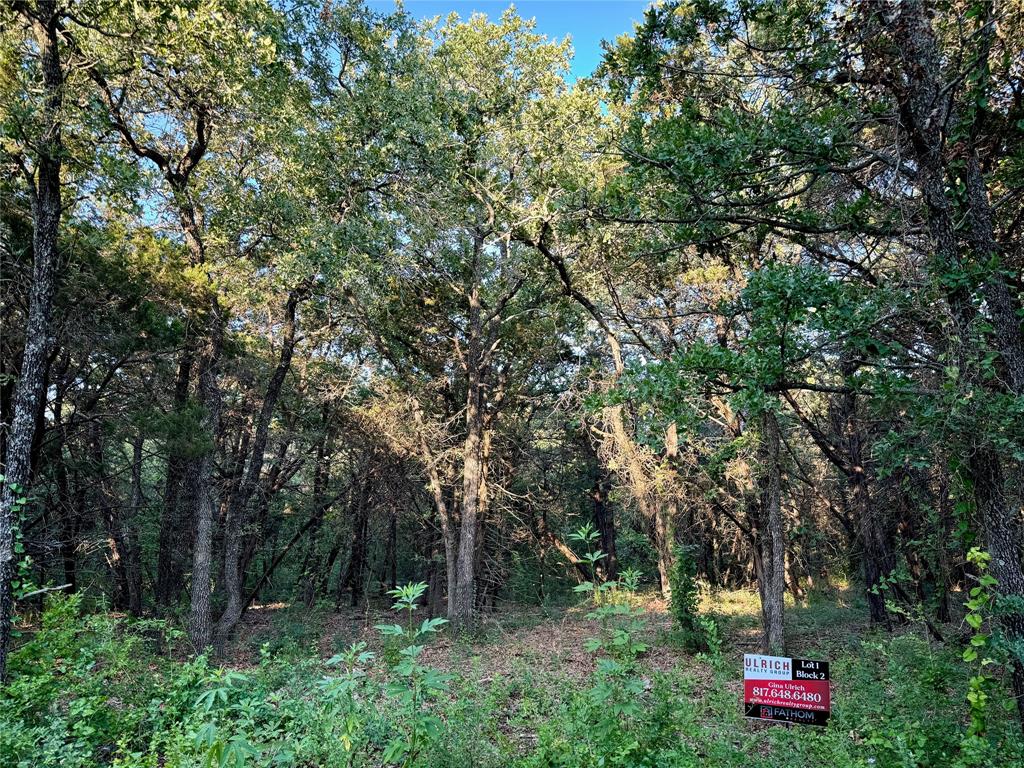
0 0 68 680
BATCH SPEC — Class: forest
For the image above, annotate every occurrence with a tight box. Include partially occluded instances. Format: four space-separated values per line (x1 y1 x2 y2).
1 0 1023 766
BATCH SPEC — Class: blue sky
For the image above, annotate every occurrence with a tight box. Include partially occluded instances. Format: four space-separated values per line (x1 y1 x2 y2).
367 1 652 80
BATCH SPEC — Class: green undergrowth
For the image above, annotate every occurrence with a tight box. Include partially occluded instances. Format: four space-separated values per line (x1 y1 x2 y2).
2 592 1022 768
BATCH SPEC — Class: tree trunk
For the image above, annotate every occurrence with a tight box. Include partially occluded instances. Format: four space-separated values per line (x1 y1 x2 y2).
451 235 486 628
414 407 457 615
346 502 369 608
385 506 397 593
653 423 679 599
56 466 80 595
125 434 146 615
156 351 194 610
89 423 142 616
785 368 894 627
214 290 301 651
838 376 893 628
935 467 954 623
532 515 590 583
337 474 372 608
244 505 330 612
968 449 1024 728
187 316 224 653
591 463 617 581
759 410 786 656
0 0 64 681
300 423 333 608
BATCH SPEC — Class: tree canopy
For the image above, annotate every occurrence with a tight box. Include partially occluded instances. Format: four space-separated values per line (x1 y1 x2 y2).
2 0 1023 763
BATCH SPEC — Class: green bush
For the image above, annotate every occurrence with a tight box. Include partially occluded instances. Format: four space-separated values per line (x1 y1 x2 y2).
1 594 190 768
669 544 715 653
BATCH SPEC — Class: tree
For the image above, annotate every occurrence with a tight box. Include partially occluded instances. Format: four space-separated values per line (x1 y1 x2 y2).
600 0 1023 703
343 10 589 626
0 0 69 680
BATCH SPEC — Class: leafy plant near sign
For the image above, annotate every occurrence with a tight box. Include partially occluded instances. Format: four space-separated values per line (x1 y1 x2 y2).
585 599 648 663
567 523 650 663
375 581 450 767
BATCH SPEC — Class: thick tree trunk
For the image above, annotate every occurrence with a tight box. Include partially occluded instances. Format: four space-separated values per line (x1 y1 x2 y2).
0 0 64 681
838 377 893 628
851 471 891 627
968 449 1024 728
414 407 457 614
187 316 224 653
452 371 483 625
451 236 486 628
472 430 492 610
759 410 786 656
963 149 1024 394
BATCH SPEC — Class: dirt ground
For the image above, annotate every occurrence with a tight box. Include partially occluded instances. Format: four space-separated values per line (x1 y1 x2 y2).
233 595 694 676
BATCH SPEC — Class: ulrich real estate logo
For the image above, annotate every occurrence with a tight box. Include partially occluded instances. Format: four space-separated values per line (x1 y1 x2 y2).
743 654 830 727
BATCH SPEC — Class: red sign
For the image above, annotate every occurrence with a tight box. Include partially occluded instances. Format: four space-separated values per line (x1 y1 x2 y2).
743 654 830 726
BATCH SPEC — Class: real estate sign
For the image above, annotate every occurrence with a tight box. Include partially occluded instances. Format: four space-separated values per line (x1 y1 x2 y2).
743 654 830 726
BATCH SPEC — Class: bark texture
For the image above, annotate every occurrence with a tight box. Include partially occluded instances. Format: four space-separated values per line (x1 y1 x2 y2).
758 410 786 656
451 250 485 627
0 0 64 681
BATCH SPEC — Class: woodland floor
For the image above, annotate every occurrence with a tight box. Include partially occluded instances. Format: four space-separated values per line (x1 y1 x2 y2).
234 584 873 666
8 584 1022 768
231 584 905 712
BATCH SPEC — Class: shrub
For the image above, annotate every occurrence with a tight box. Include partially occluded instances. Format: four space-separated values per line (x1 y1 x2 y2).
669 544 714 652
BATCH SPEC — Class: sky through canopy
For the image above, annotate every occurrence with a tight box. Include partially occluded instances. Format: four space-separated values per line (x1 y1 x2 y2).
368 0 650 80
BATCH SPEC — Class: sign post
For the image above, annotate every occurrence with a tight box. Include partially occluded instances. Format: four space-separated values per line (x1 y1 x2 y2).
743 654 830 726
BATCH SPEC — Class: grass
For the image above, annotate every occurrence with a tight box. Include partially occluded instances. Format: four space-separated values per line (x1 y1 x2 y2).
2 587 1021 767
